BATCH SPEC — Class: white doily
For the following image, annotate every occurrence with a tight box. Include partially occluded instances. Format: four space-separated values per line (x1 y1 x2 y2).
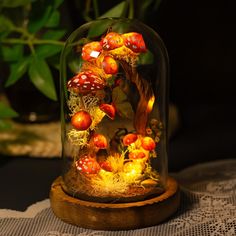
0 159 235 236
169 159 236 236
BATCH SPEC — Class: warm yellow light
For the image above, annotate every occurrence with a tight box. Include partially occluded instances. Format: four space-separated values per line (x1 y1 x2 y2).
124 161 143 177
99 169 113 178
147 95 155 113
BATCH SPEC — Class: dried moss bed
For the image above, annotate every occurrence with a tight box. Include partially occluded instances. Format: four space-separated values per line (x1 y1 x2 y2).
62 164 164 203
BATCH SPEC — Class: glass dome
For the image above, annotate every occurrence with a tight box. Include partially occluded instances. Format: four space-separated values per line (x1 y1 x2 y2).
60 18 169 203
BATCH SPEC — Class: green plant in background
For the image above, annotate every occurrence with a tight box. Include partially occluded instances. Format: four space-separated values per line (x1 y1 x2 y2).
0 101 18 129
0 0 66 129
0 0 161 129
0 0 66 101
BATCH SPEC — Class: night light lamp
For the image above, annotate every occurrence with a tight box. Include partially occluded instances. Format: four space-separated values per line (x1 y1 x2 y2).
50 18 180 230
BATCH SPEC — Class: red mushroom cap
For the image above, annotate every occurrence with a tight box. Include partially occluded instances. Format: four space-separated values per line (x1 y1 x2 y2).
102 56 118 75
99 161 112 172
71 110 92 131
92 133 108 149
99 103 116 120
101 32 124 50
141 136 156 151
123 133 138 146
81 42 102 61
67 71 105 94
128 150 146 160
75 155 101 174
122 32 146 53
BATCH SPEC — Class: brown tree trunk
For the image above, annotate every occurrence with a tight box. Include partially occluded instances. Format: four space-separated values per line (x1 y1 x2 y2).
120 61 154 135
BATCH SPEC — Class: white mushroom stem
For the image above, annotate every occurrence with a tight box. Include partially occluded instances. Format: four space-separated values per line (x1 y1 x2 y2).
79 94 86 110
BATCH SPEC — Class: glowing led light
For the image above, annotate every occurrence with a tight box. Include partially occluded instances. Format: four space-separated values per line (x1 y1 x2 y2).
147 96 155 113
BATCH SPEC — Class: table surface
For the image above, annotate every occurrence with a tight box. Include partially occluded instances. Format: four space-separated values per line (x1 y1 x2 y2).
0 102 235 235
0 157 235 236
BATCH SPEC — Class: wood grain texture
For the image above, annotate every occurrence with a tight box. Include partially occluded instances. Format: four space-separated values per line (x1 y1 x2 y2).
50 176 180 230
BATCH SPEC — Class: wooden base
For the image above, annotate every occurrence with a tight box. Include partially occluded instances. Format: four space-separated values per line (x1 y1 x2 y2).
50 176 180 230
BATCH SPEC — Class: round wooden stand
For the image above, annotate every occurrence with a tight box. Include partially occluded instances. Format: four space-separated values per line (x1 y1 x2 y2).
50 176 180 230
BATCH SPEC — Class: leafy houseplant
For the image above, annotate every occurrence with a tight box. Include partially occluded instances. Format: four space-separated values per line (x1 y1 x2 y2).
0 0 161 127
0 0 66 123
0 101 18 129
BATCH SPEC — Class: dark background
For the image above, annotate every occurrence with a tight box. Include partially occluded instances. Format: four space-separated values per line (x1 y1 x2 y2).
64 0 236 171
151 0 236 171
0 0 236 210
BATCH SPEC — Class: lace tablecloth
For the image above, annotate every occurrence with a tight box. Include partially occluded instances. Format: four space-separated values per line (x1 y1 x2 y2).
1 159 235 236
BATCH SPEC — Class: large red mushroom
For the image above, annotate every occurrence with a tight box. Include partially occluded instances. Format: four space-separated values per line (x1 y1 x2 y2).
67 71 105 94
122 32 146 53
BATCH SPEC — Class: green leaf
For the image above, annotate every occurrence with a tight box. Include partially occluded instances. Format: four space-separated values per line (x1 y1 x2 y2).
106 76 116 87
1 0 31 8
99 1 126 18
88 19 112 38
0 31 10 40
112 21 129 33
45 10 60 28
28 5 52 33
53 0 63 9
112 86 127 104
0 15 14 32
35 44 63 59
47 55 60 70
115 102 134 119
42 29 66 40
138 0 153 18
0 102 18 119
138 50 154 65
0 45 23 62
5 59 29 87
112 86 134 119
154 0 162 10
0 119 12 130
28 57 57 101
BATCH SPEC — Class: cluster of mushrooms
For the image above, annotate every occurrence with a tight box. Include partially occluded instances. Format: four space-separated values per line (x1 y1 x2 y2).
66 31 160 184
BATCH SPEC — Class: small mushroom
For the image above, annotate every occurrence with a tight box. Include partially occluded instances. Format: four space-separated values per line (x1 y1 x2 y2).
75 155 101 174
123 133 138 146
99 161 112 172
92 133 108 149
102 56 118 74
101 32 124 50
141 136 156 151
71 110 92 131
67 71 105 94
128 150 146 160
81 42 102 61
122 32 146 53
99 103 116 120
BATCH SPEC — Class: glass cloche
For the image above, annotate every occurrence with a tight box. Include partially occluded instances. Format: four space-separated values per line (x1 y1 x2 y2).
60 18 169 203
